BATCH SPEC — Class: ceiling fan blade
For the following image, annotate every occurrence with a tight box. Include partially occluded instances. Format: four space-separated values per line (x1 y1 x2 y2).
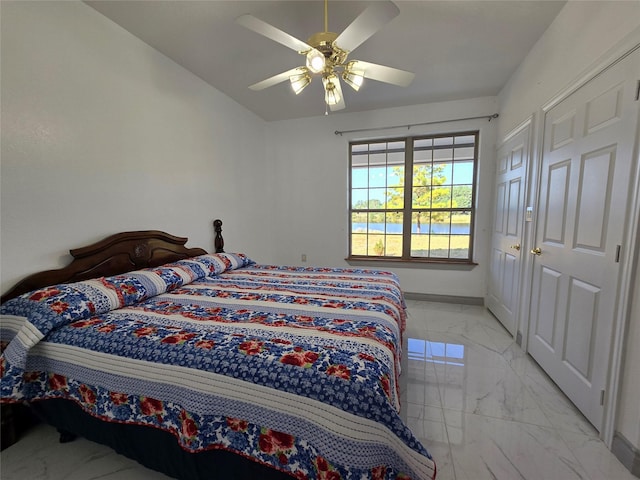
236 14 313 53
249 67 307 91
350 60 415 87
334 0 400 53
330 77 346 111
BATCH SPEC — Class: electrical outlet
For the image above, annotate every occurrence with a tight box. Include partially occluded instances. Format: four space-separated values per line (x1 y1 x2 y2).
301 254 307 262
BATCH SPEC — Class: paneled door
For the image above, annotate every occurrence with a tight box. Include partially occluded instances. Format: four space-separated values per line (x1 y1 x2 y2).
528 49 640 430
487 122 530 336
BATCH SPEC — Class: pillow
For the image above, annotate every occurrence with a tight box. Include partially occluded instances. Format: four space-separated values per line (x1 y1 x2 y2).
2 253 255 325
186 253 255 276
3 253 256 323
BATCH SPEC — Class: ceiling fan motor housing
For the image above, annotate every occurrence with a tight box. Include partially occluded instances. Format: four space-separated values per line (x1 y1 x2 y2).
307 31 348 67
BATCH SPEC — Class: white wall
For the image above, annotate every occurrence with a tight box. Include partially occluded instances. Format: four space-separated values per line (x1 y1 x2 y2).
0 1 271 294
265 96 497 297
495 1 640 450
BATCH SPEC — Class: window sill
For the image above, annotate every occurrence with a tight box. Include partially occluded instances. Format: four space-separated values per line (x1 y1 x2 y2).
345 256 478 270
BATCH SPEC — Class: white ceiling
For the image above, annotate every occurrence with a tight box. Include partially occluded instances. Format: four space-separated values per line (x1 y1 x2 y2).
86 1 566 122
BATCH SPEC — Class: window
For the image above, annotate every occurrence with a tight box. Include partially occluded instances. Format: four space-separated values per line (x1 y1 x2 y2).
349 131 478 263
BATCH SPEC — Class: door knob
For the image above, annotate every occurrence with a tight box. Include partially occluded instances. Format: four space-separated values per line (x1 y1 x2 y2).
530 247 542 256
510 243 521 251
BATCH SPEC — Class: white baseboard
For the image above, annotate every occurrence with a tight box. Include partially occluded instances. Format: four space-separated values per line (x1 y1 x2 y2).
612 431 640 478
403 292 484 305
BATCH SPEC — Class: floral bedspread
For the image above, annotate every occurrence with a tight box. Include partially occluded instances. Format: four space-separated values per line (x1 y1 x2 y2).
0 253 436 480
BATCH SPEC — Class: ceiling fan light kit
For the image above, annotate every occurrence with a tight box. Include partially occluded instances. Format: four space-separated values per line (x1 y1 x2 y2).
342 63 365 92
322 73 342 106
237 0 414 113
305 48 326 74
290 69 312 95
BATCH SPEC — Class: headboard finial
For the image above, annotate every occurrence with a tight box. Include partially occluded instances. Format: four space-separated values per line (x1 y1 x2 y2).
213 219 224 253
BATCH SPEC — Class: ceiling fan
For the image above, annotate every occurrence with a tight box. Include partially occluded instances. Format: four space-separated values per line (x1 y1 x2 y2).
236 0 415 113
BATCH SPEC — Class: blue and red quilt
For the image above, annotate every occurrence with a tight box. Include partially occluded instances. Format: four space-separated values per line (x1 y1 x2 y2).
0 253 436 480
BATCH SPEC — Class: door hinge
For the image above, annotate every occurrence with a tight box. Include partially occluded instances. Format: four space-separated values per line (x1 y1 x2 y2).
600 389 605 406
615 245 622 263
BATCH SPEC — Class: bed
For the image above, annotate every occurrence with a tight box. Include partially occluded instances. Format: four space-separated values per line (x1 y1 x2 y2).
0 221 437 480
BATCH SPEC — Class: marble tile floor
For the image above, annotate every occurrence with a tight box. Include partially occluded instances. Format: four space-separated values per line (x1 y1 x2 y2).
1 301 636 480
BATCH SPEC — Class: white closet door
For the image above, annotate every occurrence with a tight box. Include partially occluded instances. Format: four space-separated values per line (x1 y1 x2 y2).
487 123 530 336
528 49 640 430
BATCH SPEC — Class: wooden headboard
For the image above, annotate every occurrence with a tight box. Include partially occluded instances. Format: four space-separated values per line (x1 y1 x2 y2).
1 220 225 303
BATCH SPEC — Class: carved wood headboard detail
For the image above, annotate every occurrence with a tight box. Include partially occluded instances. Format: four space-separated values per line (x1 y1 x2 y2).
1 222 225 304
